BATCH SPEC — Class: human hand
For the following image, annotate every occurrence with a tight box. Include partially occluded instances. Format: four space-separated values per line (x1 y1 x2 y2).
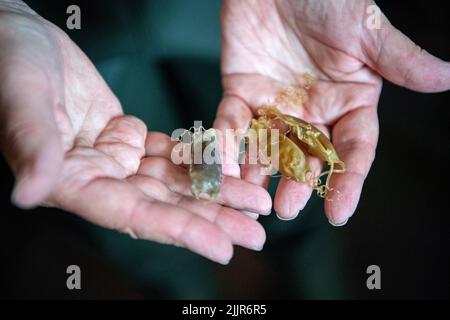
0 1 270 264
214 0 450 225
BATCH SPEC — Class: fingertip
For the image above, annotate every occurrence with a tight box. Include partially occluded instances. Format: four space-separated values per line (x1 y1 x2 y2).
216 207 266 251
276 210 300 221
224 212 266 252
250 182 273 215
219 257 231 266
180 215 235 265
328 218 349 227
324 174 363 226
216 242 234 265
325 197 355 226
259 190 273 215
429 61 450 92
242 210 259 220
249 220 266 251
262 203 273 216
406 58 450 93
274 178 312 220
246 184 272 216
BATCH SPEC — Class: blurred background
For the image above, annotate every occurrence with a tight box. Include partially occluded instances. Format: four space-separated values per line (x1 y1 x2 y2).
0 0 449 299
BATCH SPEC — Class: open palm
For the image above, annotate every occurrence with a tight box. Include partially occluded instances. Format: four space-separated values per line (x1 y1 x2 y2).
215 0 450 225
0 3 270 264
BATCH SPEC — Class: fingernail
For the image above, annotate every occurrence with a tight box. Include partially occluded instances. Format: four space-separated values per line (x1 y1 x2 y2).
242 211 259 220
276 210 300 221
252 243 264 251
328 218 349 227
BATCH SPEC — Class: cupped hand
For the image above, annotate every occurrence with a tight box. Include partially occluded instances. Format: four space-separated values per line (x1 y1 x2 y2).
214 0 450 225
0 2 271 264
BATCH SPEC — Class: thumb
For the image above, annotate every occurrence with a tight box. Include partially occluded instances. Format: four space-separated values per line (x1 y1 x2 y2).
0 68 64 209
363 13 450 93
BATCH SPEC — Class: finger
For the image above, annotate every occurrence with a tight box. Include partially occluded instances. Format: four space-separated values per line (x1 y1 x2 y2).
273 123 329 220
128 175 266 251
52 177 234 264
275 177 311 220
214 76 283 206
217 75 294 190
240 156 272 217
241 211 260 220
145 131 178 158
145 131 190 170
0 63 63 208
274 154 322 220
240 145 272 189
325 106 379 226
138 156 272 214
363 13 450 92
213 95 254 178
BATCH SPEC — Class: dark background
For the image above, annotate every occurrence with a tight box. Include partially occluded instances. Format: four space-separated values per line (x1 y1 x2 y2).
1 0 449 299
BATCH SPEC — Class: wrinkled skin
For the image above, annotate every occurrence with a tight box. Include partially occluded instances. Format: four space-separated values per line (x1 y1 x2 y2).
1 0 450 264
0 1 271 264
214 0 450 224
